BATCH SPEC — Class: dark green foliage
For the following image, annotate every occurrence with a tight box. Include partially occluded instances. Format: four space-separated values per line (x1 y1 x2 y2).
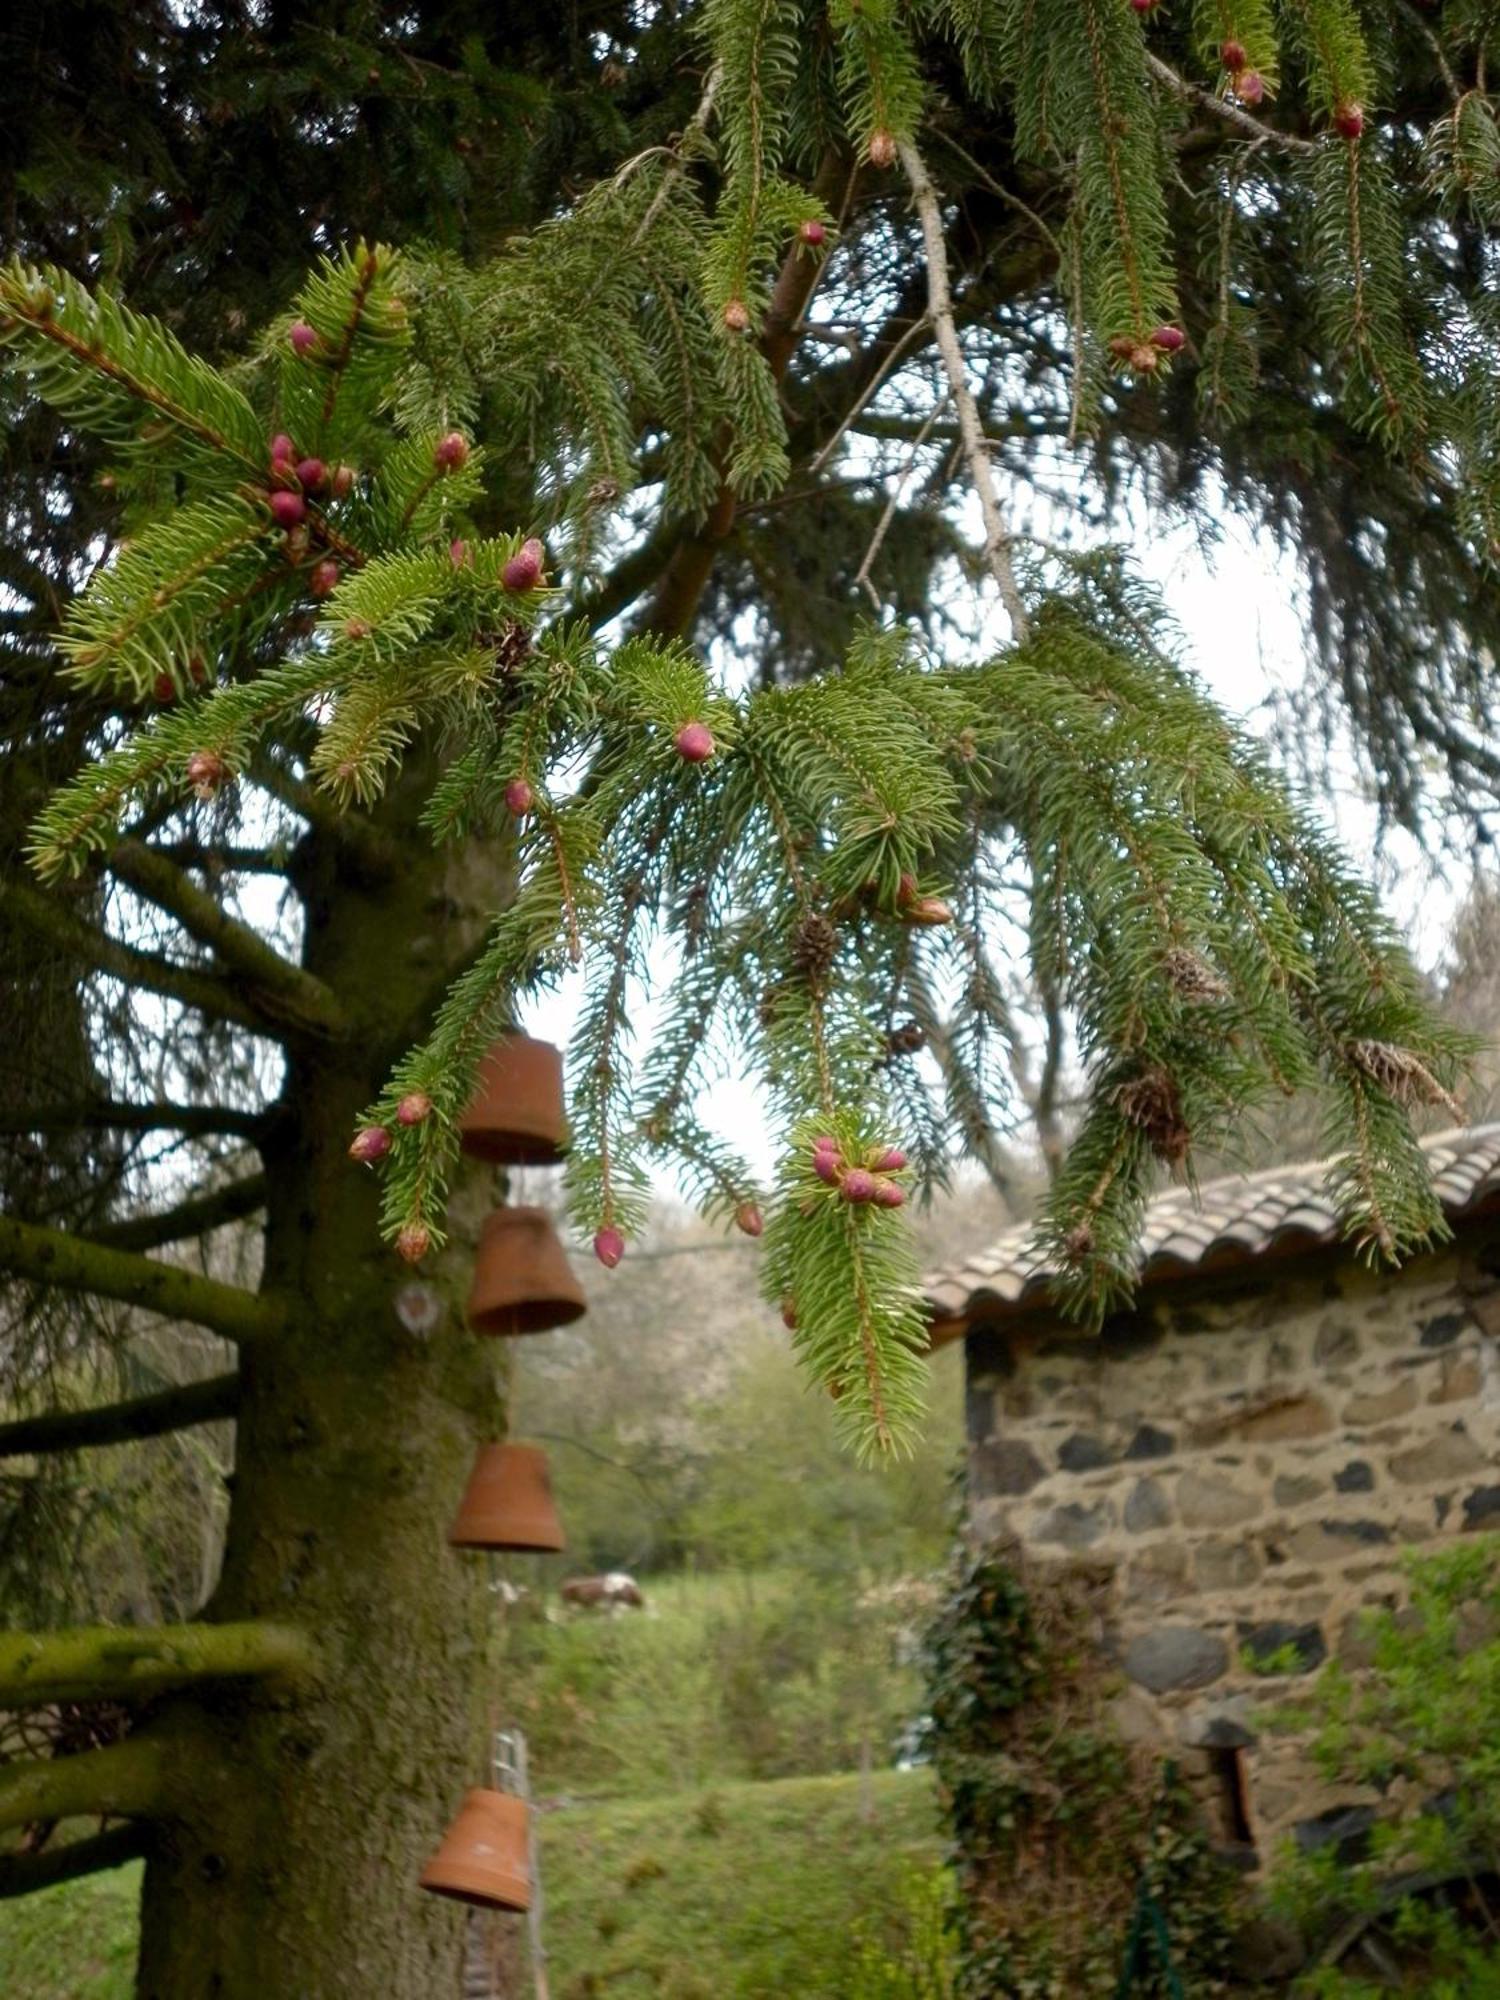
1272 1536 1500 1992
924 1551 1238 1997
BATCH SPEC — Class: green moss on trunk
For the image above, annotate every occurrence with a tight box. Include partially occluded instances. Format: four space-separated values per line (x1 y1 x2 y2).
133 781 513 1998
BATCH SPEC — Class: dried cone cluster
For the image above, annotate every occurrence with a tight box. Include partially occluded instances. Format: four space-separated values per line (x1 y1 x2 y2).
811 1134 909 1208
1113 1065 1191 1167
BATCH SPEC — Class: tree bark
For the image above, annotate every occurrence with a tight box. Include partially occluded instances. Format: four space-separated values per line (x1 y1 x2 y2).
130 761 510 2000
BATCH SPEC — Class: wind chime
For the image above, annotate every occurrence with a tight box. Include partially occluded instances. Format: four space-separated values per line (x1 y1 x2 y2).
419 1032 578 1921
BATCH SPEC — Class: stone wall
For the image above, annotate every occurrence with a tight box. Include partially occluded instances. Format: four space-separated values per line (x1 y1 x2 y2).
964 1224 1500 1867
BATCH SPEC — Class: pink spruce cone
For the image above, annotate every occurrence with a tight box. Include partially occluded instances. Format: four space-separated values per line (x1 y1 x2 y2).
502 538 544 591
841 1168 878 1204
593 1225 626 1269
504 777 534 816
396 1092 433 1127
674 721 715 763
289 321 318 356
348 1125 392 1164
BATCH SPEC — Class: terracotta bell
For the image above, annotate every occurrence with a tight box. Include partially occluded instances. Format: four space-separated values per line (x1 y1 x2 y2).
466 1205 587 1335
419 1787 531 1911
459 1035 569 1166
449 1442 565 1553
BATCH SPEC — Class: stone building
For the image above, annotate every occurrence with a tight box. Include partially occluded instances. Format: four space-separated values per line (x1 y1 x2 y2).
923 1124 1500 1870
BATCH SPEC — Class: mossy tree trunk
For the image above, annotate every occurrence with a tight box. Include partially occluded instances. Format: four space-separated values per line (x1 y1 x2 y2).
132 774 512 1999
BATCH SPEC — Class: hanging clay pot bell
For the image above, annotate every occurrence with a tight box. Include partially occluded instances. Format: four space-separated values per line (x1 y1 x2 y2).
419 1788 531 1911
466 1205 587 1334
459 1034 569 1166
449 1443 565 1553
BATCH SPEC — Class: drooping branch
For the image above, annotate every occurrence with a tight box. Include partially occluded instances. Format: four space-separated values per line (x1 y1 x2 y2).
1144 52 1317 156
106 840 348 1040
92 1172 267 1252
0 1214 284 1345
0 1822 148 1900
0 1621 316 1711
0 1372 241 1460
898 138 1030 641
0 1734 170 1834
1 876 278 1041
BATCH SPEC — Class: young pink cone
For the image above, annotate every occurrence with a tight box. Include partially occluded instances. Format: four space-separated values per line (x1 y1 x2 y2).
330 463 356 499
449 538 471 567
674 721 715 763
504 777 534 816
295 456 327 494
735 1203 764 1238
396 1092 433 1127
874 1147 907 1171
1150 325 1186 353
799 220 826 247
269 432 295 463
722 299 751 333
396 1222 431 1264
1235 69 1265 105
813 1150 841 1185
269 490 305 528
1334 101 1364 139
868 129 897 168
841 1168 878 1204
433 431 470 470
873 1180 907 1208
187 750 227 799
289 321 318 356
309 559 340 598
348 1125 392 1164
502 538 544 591
593 1225 626 1269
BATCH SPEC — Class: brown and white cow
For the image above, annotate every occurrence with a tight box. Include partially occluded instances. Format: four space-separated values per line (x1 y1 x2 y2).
559 1571 645 1611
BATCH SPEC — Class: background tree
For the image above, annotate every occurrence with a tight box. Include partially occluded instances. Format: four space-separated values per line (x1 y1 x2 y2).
1 3 1497 1996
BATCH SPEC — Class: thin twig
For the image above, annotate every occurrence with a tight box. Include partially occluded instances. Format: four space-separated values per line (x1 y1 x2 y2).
898 139 1030 640
854 393 951 609
807 312 933 477
1145 53 1317 156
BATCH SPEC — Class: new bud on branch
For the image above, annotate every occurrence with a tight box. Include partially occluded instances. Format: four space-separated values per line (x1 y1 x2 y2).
674 721 715 763
502 538 544 592
504 777 534 816
593 1225 626 1269
187 750 227 799
735 1202 764 1238
348 1126 392 1164
433 431 470 470
289 320 318 355
396 1223 431 1264
269 490 305 528
396 1092 433 1127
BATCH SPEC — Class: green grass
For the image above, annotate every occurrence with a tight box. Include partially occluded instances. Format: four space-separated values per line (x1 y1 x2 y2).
0 1768 942 1999
0 1856 140 2000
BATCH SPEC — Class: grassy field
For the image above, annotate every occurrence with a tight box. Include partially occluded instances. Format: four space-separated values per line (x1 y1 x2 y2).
0 1768 944 1999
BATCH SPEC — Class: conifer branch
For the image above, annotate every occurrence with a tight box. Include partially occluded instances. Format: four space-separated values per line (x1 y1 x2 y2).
0 1099 265 1143
0 1735 171 1835
106 840 349 1039
0 1823 148 1900
0 878 280 1040
898 139 1029 639
92 1175 267 1252
1145 52 1317 153
0 1622 314 1710
0 1373 241 1460
0 1215 284 1345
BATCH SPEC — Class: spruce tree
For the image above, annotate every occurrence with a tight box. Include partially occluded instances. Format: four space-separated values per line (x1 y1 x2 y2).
0 4 1493 1993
